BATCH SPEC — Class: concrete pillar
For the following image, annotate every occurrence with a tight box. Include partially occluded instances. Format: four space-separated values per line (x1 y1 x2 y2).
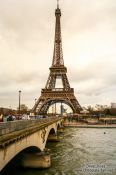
57 126 65 134
21 149 51 169
47 134 61 142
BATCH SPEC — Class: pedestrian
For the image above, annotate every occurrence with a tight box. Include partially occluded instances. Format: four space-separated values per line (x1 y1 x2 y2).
8 115 13 121
0 114 3 122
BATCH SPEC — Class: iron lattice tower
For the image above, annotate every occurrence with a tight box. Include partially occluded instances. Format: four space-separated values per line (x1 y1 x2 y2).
32 1 82 114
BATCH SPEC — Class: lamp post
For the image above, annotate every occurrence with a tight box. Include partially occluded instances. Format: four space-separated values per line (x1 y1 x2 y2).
61 102 63 115
35 99 37 117
35 98 37 105
19 90 21 115
55 102 56 116
52 105 54 116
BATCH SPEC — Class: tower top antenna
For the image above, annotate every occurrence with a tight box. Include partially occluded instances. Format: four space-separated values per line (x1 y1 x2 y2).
57 0 59 8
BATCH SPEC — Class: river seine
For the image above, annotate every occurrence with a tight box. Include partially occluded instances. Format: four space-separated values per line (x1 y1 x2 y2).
10 128 116 175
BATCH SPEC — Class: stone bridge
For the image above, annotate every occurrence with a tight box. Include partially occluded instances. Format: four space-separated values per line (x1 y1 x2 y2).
0 117 64 172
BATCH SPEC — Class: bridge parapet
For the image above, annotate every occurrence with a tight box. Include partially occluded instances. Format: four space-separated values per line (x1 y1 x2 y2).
0 117 63 149
0 117 62 136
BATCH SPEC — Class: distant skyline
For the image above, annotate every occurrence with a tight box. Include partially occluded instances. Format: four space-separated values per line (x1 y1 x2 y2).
0 0 116 109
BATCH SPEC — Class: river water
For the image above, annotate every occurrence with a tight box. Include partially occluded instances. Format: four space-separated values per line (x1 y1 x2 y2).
10 128 116 175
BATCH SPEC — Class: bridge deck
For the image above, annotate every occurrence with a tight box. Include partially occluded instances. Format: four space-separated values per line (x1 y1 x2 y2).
0 117 63 148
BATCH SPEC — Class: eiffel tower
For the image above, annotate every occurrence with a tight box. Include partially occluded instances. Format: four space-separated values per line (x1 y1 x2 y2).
32 1 82 115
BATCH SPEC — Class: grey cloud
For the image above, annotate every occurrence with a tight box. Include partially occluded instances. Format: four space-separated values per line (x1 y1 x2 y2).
0 0 54 51
68 57 116 97
0 0 116 108
0 71 47 89
62 0 116 37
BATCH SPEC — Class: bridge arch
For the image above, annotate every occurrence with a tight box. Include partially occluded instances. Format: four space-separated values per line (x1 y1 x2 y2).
1 146 42 174
57 123 60 128
49 128 56 135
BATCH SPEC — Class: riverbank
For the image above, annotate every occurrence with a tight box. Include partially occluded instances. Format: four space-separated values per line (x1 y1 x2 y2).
64 122 116 128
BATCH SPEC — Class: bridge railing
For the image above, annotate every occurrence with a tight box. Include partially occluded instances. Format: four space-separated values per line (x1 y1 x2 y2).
0 117 61 136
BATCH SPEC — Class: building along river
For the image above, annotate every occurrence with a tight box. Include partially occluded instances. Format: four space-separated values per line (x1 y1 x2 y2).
4 128 116 175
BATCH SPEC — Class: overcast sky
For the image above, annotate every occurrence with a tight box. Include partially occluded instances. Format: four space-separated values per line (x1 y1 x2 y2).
0 0 116 109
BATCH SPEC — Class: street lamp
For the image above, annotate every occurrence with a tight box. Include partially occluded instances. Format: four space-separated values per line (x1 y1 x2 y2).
35 99 37 117
35 98 37 105
55 101 56 115
19 90 21 114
